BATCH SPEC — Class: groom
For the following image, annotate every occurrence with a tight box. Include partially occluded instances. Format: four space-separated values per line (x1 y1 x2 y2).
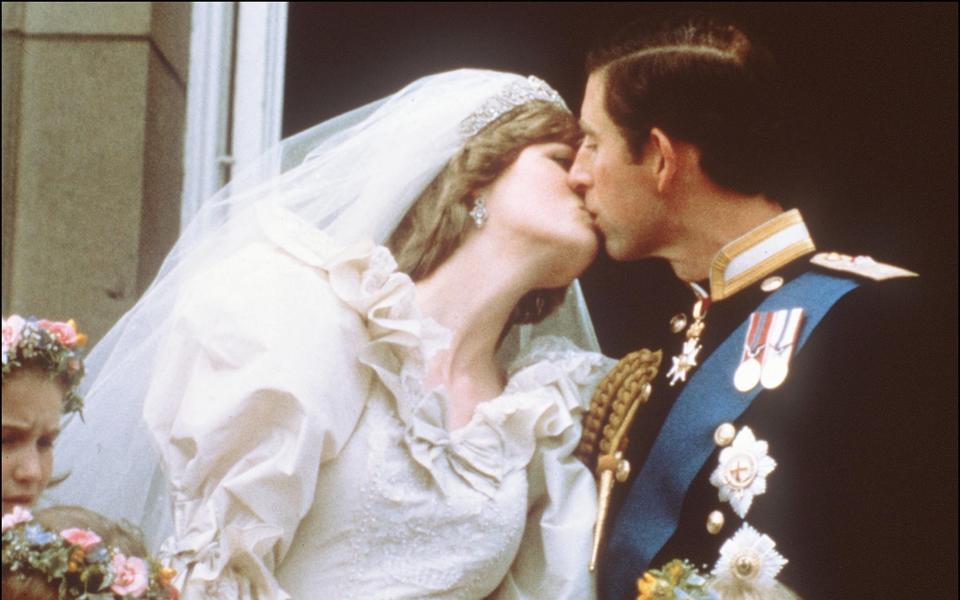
568 14 952 600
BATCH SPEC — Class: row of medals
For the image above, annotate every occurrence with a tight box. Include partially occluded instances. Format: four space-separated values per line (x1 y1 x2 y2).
669 276 798 393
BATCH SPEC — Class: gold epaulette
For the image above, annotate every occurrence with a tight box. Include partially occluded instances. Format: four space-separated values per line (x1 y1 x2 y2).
810 252 918 281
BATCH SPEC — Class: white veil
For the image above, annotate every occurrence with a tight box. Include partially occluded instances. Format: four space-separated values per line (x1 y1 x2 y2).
47 69 599 548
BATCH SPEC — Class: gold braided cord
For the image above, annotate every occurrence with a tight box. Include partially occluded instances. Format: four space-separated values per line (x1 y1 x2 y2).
604 351 660 454
576 348 662 468
576 354 636 463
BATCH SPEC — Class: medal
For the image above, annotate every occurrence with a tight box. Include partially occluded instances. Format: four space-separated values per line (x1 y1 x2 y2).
668 338 702 386
708 426 777 519
733 311 772 392
667 289 710 386
734 359 762 392
760 308 804 389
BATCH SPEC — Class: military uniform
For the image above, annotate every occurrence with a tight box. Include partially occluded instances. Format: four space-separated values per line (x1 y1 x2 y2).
597 210 955 599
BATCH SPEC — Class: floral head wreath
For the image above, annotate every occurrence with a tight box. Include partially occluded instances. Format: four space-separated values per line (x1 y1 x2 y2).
2 506 179 599
2 315 87 414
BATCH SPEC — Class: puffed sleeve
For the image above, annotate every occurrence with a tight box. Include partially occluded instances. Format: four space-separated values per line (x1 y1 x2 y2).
143 241 372 599
492 337 614 600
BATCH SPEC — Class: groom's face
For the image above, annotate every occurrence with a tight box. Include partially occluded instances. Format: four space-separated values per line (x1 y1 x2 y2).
569 71 666 261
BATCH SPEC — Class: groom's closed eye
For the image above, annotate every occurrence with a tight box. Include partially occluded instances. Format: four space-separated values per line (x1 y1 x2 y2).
576 140 598 162
578 132 598 151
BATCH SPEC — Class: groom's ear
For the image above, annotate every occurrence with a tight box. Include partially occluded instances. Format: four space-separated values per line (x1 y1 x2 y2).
648 127 677 194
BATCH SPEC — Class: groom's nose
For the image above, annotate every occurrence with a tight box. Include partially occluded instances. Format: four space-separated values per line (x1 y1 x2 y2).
566 149 593 193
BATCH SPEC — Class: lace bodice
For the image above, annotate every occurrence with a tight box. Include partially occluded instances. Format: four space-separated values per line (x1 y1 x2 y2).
147 206 612 599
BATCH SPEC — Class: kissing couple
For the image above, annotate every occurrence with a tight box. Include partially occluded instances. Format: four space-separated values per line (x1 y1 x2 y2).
51 12 939 600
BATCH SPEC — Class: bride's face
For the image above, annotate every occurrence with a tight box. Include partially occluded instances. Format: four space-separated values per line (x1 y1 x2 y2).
485 142 599 283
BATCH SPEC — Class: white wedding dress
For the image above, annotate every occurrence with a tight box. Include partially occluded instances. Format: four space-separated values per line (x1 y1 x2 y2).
144 205 612 599
48 70 609 600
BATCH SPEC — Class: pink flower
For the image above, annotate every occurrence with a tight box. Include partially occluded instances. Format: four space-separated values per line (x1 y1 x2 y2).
38 319 78 346
110 553 148 597
2 505 33 531
2 315 25 355
61 527 103 551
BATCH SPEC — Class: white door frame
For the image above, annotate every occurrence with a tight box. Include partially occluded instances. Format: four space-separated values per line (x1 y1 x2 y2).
180 1 288 229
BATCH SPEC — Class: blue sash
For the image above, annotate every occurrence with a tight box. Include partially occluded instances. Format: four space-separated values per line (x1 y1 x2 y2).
604 271 860 600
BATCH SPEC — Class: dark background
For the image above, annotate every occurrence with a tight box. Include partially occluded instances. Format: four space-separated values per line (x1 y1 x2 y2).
283 2 957 364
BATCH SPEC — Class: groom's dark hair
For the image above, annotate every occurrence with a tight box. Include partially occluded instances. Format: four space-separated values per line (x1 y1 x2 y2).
588 13 788 196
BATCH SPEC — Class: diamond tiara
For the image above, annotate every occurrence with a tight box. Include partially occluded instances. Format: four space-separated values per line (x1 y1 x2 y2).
459 75 568 139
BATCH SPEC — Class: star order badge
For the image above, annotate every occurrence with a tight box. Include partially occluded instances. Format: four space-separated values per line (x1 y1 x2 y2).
711 523 788 597
709 426 777 518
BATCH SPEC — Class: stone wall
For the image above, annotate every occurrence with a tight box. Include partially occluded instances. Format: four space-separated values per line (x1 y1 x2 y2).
1 2 190 343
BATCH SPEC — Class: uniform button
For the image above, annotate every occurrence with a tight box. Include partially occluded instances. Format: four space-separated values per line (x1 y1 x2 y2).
670 313 688 333
706 510 725 535
714 422 736 447
760 276 783 292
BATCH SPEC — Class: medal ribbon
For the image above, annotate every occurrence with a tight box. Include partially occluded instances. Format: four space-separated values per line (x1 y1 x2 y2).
741 311 774 363
740 312 761 363
770 308 803 353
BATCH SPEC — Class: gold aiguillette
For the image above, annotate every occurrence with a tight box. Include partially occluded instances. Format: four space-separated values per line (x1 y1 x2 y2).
575 348 661 571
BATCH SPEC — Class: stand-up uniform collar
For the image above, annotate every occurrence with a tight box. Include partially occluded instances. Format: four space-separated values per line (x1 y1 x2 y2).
707 209 816 301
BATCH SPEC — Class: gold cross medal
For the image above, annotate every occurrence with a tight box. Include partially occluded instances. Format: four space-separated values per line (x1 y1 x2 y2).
668 338 701 386
667 294 710 386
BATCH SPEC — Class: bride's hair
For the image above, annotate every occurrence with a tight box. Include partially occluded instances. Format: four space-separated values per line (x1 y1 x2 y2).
387 100 581 326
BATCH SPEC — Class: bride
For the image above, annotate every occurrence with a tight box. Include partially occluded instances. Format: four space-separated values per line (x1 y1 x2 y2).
49 70 613 598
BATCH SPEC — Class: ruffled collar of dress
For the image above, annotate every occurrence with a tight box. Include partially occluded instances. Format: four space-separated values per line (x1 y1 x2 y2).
259 204 607 497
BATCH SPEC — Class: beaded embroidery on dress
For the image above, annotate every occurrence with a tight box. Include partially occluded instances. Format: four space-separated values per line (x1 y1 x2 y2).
134 205 612 599
264 206 611 598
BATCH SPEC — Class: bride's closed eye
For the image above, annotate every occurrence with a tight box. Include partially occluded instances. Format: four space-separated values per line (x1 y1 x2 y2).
548 146 575 168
